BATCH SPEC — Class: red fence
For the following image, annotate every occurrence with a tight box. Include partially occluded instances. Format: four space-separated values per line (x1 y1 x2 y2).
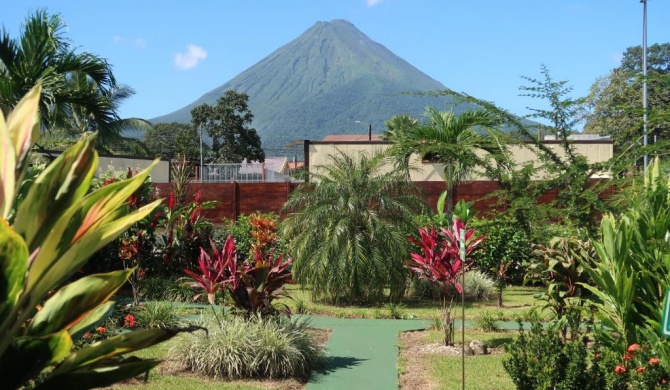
153 180 613 222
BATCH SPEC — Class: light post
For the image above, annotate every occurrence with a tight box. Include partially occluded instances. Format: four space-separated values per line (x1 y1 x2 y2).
354 120 372 141
641 0 648 170
199 124 203 182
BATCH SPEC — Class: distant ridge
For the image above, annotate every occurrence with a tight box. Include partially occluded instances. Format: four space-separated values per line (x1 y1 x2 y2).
150 19 478 151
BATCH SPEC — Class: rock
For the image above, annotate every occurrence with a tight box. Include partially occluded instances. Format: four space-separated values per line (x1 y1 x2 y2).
461 345 475 356
469 340 489 355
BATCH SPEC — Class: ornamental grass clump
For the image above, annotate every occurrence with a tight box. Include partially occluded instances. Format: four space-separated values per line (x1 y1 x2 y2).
169 314 324 379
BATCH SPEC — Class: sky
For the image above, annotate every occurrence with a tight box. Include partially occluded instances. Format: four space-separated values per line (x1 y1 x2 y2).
3 0 670 125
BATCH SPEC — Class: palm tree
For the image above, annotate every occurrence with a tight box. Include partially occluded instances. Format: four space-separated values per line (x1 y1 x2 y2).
384 107 507 220
0 10 147 148
281 151 425 305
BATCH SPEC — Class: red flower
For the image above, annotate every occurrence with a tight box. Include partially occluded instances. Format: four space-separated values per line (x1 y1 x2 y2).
650 357 660 366
628 344 641 353
662 378 667 384
124 314 137 328
96 326 107 334
168 192 176 211
195 189 202 204
637 367 646 374
615 365 627 375
84 332 92 339
624 352 634 361
594 353 601 359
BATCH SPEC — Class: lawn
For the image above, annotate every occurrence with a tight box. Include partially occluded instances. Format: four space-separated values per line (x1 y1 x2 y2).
279 283 544 321
399 328 518 390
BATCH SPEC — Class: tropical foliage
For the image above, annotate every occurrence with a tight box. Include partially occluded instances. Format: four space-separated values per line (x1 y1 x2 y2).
182 235 293 317
190 90 264 163
384 106 507 220
0 10 151 150
0 86 198 389
281 151 424 304
406 217 485 345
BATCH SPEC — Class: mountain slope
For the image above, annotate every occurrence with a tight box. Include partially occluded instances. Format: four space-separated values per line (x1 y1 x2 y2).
151 19 477 150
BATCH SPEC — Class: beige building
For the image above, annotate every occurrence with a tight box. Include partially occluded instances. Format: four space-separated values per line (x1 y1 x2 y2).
304 135 614 181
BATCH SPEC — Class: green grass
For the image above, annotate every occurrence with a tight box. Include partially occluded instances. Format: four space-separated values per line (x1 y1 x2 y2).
279 284 544 320
425 329 517 390
430 354 515 390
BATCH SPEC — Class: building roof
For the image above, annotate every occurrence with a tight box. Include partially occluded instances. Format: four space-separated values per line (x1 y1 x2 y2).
321 134 382 141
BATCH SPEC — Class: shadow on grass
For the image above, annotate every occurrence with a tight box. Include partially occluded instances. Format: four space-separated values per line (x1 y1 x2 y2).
311 356 366 380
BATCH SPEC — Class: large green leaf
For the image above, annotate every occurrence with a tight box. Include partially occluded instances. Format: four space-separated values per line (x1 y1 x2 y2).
68 301 115 341
52 326 204 375
0 219 28 324
25 159 159 304
6 84 41 178
0 109 16 219
13 134 98 251
27 269 133 337
0 331 72 389
37 357 161 390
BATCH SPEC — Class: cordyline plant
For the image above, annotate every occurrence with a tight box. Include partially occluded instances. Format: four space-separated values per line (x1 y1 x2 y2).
183 234 293 322
407 217 485 346
0 86 202 389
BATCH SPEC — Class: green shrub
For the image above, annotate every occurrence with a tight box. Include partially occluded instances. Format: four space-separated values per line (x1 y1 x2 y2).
140 276 195 302
410 270 495 302
384 302 405 319
132 302 181 329
170 314 324 379
503 322 609 390
476 311 499 332
469 216 531 284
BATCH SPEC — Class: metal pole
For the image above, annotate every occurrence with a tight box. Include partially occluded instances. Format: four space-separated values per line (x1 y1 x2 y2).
368 124 372 141
459 228 466 390
199 124 203 182
642 0 648 170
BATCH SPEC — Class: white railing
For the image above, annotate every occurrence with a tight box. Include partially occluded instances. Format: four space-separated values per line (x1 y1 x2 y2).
197 162 295 183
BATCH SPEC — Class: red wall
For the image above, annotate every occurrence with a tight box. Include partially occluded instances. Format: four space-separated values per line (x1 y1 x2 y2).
154 180 613 222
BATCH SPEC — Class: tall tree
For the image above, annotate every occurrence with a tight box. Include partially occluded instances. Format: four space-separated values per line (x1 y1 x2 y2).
0 10 146 149
384 107 507 220
583 43 670 161
190 90 264 163
144 122 202 161
281 151 424 304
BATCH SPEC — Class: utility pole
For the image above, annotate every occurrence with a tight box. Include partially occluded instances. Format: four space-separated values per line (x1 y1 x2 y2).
642 0 648 170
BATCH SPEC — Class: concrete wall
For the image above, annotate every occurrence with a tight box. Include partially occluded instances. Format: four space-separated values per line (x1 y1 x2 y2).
97 156 170 183
306 140 614 181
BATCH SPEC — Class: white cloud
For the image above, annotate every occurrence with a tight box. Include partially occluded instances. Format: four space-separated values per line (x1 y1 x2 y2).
174 44 208 70
366 0 384 7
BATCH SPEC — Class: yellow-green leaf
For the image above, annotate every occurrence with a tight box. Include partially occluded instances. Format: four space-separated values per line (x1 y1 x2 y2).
6 84 41 171
53 326 204 375
0 331 73 389
25 159 158 304
0 111 16 220
0 219 28 323
68 301 115 341
37 357 161 390
27 269 133 337
13 134 98 250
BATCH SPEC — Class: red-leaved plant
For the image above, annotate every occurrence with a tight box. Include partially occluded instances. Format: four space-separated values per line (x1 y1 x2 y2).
183 235 293 321
407 218 485 346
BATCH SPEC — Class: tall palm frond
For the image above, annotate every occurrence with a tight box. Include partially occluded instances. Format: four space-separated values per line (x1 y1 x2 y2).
281 151 426 304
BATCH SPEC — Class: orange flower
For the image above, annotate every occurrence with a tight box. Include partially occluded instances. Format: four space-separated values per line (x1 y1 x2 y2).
124 314 137 328
624 352 634 361
637 367 645 374
628 344 641 353
650 357 660 366
615 365 627 375
84 332 92 339
96 326 107 334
